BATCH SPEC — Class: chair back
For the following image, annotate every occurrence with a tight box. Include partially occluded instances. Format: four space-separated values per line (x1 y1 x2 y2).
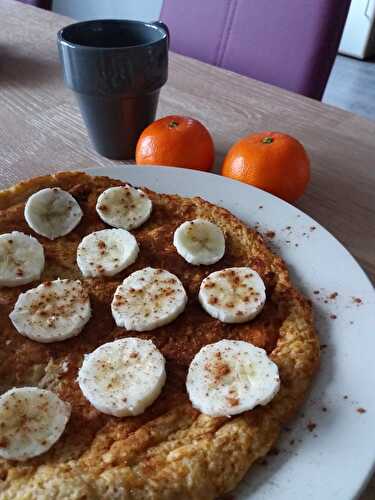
160 0 351 99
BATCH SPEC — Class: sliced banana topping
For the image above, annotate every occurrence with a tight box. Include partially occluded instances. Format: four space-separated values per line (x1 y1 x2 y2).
96 185 152 230
77 228 139 278
186 339 280 417
9 279 91 343
173 219 225 265
0 231 44 287
111 267 187 332
24 187 83 240
78 338 166 417
199 267 266 323
0 387 71 461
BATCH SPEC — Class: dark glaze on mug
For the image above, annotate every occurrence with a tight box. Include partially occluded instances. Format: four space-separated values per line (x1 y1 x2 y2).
57 20 169 160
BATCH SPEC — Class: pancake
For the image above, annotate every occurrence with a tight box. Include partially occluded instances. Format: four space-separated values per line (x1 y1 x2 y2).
0 171 319 499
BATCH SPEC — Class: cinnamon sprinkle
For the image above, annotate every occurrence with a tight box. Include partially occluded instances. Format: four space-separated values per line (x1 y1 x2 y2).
226 397 239 407
307 421 317 432
265 230 275 239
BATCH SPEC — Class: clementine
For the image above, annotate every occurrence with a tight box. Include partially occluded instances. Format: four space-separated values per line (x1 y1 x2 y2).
221 131 310 202
135 115 214 171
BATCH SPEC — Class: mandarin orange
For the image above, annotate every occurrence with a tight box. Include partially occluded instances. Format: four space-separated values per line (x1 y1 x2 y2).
135 115 214 171
221 131 310 202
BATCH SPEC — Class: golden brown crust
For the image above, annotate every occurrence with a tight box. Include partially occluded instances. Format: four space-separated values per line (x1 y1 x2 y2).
0 172 319 500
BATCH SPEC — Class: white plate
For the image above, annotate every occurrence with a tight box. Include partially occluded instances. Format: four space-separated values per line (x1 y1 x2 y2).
87 165 375 500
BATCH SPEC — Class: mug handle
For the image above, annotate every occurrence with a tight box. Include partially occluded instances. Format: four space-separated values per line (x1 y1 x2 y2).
153 21 170 48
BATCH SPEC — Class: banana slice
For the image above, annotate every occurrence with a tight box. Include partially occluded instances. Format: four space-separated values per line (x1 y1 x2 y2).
78 338 166 417
173 219 225 265
77 228 139 278
0 231 44 287
9 279 91 343
0 387 71 461
199 267 266 323
24 187 83 240
111 267 187 331
96 185 152 230
186 339 280 417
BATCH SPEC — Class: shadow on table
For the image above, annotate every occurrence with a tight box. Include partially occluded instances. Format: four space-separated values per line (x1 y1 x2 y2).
0 44 61 87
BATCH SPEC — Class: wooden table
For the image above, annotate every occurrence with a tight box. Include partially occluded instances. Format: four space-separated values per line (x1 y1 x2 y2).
0 1 374 497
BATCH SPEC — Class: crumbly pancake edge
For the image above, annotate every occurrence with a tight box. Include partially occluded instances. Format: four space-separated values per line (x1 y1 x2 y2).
0 171 320 500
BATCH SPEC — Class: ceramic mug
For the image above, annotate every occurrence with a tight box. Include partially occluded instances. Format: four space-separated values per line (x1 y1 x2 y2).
57 19 169 160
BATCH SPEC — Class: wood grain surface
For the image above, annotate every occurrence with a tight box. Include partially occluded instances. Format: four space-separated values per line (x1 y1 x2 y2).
0 1 374 497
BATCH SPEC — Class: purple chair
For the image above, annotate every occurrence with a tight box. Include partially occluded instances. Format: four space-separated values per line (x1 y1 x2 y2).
14 0 51 8
160 0 351 100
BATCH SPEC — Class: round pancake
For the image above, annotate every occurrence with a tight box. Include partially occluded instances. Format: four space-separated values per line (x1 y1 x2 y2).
0 172 319 500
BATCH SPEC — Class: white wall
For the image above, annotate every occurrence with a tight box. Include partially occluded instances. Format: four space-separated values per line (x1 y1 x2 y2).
52 0 163 22
339 0 375 59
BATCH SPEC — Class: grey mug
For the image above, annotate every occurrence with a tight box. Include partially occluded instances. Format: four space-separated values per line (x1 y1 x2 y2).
57 19 169 160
